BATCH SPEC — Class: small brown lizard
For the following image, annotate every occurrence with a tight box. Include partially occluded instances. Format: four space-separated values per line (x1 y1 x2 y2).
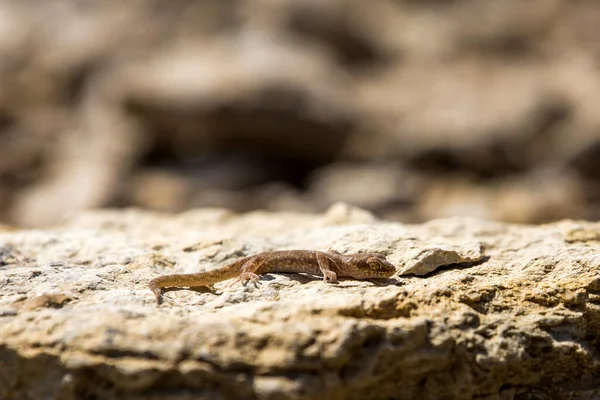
149 250 396 304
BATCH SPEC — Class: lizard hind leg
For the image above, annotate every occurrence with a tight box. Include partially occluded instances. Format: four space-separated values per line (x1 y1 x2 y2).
228 271 261 288
228 257 264 288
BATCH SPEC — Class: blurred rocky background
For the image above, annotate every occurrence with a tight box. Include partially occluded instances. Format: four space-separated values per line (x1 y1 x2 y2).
0 0 599 227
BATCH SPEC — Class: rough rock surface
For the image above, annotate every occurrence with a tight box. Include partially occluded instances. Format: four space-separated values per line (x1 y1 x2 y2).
1 204 599 399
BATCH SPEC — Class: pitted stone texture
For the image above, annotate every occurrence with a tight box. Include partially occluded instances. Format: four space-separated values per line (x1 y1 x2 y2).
0 206 599 399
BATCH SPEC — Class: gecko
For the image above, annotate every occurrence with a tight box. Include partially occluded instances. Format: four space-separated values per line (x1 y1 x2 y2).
148 250 397 304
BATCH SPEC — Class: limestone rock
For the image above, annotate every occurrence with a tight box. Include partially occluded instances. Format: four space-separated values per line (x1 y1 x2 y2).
1 206 599 399
396 238 484 276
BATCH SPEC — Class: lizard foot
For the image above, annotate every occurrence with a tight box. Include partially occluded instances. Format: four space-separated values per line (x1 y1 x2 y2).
323 270 338 283
228 272 262 288
241 271 261 287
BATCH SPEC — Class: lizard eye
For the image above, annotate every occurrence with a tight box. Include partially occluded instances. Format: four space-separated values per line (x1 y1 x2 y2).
368 261 381 270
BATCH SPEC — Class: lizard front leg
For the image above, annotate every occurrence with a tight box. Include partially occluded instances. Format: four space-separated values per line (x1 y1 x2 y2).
316 252 338 283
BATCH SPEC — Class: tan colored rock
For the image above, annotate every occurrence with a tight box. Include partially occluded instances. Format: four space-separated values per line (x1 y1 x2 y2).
396 238 484 276
0 205 599 399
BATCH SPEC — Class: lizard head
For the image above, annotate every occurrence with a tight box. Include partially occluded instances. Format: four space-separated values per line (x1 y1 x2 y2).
345 253 396 279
